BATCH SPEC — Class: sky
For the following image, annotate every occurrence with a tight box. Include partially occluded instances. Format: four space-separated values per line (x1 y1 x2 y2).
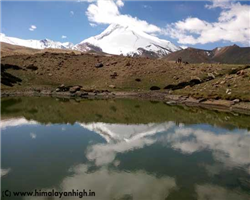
1 0 250 50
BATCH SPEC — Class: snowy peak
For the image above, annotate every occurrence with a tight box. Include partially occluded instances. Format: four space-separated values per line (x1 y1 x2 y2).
0 33 74 50
1 25 181 58
76 24 181 57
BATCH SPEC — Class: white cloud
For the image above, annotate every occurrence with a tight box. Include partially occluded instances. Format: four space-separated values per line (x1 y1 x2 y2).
1 168 11 177
86 0 160 33
89 23 97 27
29 25 37 31
180 45 188 49
61 166 176 200
116 0 124 7
165 1 250 45
205 0 234 9
143 5 152 9
70 11 74 15
30 132 37 139
0 118 38 130
162 127 250 174
61 35 67 39
25 165 176 200
87 138 155 166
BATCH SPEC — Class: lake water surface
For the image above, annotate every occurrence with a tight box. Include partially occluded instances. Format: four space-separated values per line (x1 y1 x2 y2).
1 97 250 200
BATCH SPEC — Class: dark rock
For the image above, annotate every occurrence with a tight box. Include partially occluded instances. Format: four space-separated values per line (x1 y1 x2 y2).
1 64 22 71
165 78 202 90
1 64 23 86
135 78 141 82
150 86 161 91
1 72 22 87
27 65 38 71
81 92 88 96
126 62 131 66
93 90 100 94
110 72 118 79
95 63 104 68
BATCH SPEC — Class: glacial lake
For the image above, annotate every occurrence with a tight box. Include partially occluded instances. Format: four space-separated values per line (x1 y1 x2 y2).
1 97 250 200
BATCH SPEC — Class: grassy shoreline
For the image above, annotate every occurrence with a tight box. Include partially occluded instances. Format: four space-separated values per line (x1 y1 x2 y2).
2 90 250 116
1 51 250 116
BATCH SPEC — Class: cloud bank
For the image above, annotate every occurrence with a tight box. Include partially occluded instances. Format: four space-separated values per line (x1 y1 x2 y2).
86 0 160 33
165 1 250 45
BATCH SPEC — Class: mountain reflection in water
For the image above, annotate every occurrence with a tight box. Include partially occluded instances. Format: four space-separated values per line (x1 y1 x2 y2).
1 97 250 200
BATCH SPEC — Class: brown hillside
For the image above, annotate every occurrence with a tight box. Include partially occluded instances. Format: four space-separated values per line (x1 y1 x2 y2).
165 45 250 64
165 47 211 63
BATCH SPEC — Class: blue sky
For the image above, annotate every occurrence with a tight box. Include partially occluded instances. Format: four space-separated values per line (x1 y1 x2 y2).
1 1 250 50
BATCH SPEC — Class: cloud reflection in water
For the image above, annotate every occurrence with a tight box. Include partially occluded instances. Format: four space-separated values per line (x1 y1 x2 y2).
82 122 250 175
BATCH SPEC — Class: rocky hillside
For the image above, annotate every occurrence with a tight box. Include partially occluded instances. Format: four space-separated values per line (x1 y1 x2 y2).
165 45 250 64
1 42 41 57
212 45 250 64
1 50 250 101
0 42 84 57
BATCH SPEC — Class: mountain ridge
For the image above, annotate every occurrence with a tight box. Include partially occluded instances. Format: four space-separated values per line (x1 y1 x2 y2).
1 27 249 63
165 45 250 64
0 33 74 50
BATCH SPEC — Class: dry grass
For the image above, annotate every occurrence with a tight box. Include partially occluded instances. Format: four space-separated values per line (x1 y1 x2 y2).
1 50 250 101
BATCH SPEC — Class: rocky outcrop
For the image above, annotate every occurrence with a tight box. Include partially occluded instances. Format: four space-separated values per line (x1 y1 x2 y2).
164 65 250 91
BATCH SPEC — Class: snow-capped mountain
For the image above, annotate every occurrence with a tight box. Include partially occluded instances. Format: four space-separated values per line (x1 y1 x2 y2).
0 33 74 50
1 24 181 57
75 24 181 57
